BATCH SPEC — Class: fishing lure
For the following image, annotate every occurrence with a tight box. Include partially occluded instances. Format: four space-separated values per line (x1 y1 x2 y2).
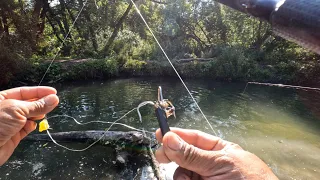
154 86 175 136
39 119 50 132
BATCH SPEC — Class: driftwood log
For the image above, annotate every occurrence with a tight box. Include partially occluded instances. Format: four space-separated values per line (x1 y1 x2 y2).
24 131 167 179
25 131 153 146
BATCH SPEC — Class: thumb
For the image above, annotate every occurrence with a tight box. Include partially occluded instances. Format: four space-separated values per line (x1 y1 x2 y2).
162 132 222 176
24 94 59 118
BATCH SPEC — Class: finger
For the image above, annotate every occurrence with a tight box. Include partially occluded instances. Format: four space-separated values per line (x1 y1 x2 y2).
174 167 192 180
20 121 37 139
28 114 46 121
156 128 163 142
0 86 57 101
155 146 171 163
10 133 22 149
0 139 15 166
24 94 59 118
162 132 224 176
174 167 202 180
156 128 227 151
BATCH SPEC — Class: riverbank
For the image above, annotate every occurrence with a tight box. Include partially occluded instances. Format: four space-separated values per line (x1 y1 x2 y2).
8 57 320 88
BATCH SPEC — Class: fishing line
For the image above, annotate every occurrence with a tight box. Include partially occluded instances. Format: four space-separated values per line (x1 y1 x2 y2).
130 0 217 136
35 0 156 151
38 0 88 85
245 82 320 92
40 0 219 151
47 114 153 134
45 101 155 152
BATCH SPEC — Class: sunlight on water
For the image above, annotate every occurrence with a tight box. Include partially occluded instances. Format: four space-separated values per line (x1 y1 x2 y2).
1 78 320 179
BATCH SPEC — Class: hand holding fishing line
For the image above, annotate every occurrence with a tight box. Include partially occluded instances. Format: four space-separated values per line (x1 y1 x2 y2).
0 86 59 165
0 1 279 179
155 128 279 180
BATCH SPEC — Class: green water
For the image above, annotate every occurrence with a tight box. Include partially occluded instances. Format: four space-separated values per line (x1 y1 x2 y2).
1 78 320 179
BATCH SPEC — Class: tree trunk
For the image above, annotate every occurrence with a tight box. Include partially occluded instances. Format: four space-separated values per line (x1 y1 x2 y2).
215 4 227 43
33 0 42 21
59 0 71 37
0 16 4 34
43 0 67 36
46 14 64 43
38 0 48 36
102 2 133 55
65 1 83 38
32 0 47 37
176 17 207 50
1 10 9 36
83 11 98 51
197 22 211 44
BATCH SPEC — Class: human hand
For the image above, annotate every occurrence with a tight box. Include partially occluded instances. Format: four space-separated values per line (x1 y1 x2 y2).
155 128 278 180
0 86 59 165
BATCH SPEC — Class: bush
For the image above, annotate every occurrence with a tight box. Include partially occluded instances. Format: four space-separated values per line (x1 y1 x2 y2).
121 59 147 76
213 46 255 80
65 58 119 80
7 48 319 87
178 61 205 78
274 61 299 83
143 61 174 77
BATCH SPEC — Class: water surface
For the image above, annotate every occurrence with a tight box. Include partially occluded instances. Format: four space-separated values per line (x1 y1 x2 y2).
1 78 320 179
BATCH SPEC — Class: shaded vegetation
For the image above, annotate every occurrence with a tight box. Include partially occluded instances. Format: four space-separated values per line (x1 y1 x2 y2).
1 0 320 87
12 48 320 87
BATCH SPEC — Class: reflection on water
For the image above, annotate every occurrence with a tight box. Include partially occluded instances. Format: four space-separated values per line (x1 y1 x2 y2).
1 78 320 179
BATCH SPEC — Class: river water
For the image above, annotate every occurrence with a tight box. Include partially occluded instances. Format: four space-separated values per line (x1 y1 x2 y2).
1 78 320 179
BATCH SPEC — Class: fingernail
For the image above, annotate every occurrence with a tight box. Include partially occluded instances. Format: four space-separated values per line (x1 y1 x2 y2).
43 95 57 106
168 134 183 151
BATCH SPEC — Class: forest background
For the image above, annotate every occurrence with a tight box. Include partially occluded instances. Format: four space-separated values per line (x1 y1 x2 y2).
1 0 319 87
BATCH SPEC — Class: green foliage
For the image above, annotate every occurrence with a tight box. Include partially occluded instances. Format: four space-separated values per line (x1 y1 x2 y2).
13 58 119 85
0 51 20 86
143 61 175 77
214 47 253 80
65 58 119 80
122 59 147 76
178 61 205 78
1 0 320 86
124 59 146 69
274 61 299 83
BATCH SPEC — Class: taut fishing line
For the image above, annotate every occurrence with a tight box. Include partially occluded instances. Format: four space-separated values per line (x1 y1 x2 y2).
36 0 153 151
130 0 217 136
38 0 88 85
38 0 218 152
